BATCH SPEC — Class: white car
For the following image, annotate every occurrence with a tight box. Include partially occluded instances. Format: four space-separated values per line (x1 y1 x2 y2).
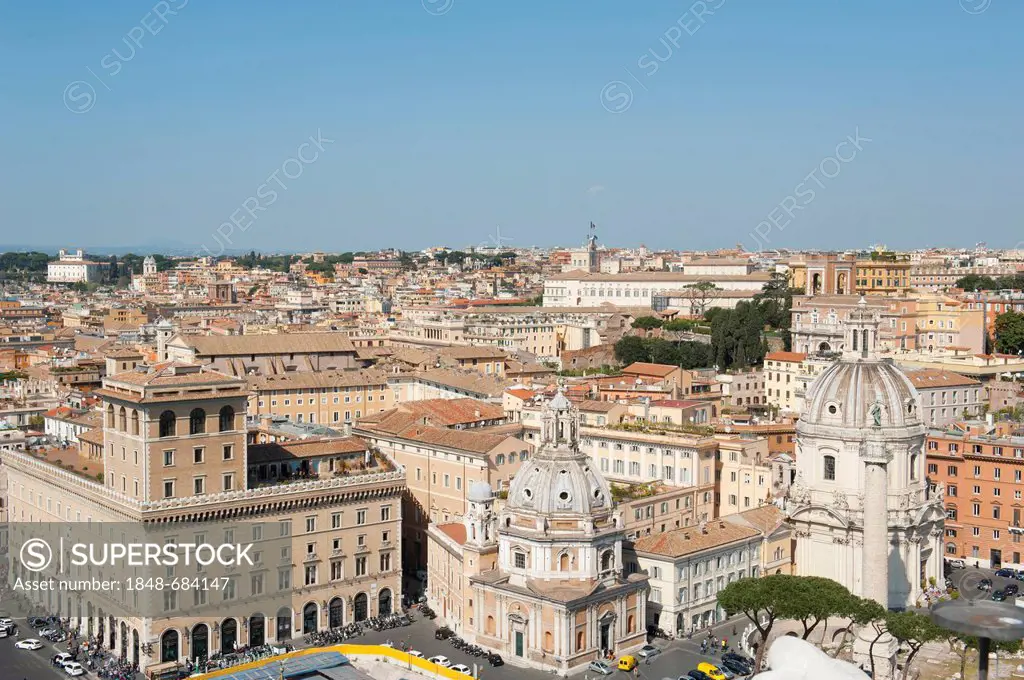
408 649 424 658
15 638 44 650
64 662 86 677
450 663 472 676
0 617 13 627
55 652 74 667
588 660 614 675
947 558 967 569
428 655 452 668
637 644 662 659
0 627 8 639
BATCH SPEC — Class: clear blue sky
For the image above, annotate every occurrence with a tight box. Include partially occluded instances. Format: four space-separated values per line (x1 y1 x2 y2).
1 0 1021 254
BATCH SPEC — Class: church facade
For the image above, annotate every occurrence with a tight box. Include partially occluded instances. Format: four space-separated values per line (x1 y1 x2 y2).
426 392 648 675
786 299 945 608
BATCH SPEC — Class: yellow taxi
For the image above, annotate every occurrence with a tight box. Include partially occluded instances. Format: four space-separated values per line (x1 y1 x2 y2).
698 662 727 680
618 655 638 671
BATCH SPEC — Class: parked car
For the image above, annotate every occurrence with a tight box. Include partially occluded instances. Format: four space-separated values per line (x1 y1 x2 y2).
55 653 74 667
407 650 424 658
618 655 638 671
721 657 753 677
588 660 614 675
1005 584 1020 596
486 652 504 666
946 558 966 569
688 670 714 680
638 644 662 659
64 662 86 677
15 638 44 650
992 590 1008 601
698 662 728 680
450 664 472 676
434 626 453 640
996 568 1016 578
979 578 993 591
428 655 452 668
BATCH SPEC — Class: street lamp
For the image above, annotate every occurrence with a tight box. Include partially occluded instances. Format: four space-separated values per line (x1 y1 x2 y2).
931 599 1024 680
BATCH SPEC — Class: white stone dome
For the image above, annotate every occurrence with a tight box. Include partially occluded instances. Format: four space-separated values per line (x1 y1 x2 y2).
504 449 613 517
801 357 921 430
468 480 494 503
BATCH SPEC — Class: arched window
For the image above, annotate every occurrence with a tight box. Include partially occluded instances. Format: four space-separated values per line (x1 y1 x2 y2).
910 453 919 481
160 629 179 663
219 405 234 432
118 406 127 432
106 404 115 428
559 553 570 571
496 454 505 465
823 455 836 481
189 408 206 435
600 550 613 572
131 410 139 436
159 410 176 438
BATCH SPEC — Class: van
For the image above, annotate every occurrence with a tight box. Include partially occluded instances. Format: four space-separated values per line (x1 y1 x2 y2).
698 662 728 680
618 655 638 671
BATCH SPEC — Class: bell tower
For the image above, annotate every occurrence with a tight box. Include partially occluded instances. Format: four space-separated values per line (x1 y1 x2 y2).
844 296 881 359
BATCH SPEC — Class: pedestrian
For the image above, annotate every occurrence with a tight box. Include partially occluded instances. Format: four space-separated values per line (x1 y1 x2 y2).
732 625 737 636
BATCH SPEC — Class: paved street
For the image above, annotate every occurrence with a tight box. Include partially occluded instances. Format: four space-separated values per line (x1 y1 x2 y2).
946 563 1024 604
0 631 77 680
351 612 749 680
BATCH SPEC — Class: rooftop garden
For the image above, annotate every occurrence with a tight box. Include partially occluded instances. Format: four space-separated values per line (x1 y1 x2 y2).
610 482 657 502
608 421 716 437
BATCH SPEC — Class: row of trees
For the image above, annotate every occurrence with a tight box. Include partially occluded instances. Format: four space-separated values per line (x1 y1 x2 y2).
613 336 713 369
717 574 1019 678
955 274 1024 291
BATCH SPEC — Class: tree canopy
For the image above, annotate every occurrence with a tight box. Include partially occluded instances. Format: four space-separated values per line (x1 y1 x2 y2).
955 274 1024 291
613 336 712 369
994 311 1024 355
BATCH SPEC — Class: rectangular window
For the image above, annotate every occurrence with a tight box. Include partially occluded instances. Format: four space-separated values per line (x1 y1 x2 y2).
381 506 391 521
332 512 342 529
223 445 233 461
222 474 233 491
163 450 174 467
356 509 367 525
355 556 367 577
193 448 204 464
306 517 316 533
193 477 205 495
163 480 174 498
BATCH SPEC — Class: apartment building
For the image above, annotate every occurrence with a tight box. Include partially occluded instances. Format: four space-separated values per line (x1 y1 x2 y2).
519 415 717 488
763 351 806 413
248 369 395 426
2 362 405 675
631 520 763 633
716 435 773 517
904 369 983 427
926 422 1024 569
717 368 765 409
854 257 912 295
354 398 531 570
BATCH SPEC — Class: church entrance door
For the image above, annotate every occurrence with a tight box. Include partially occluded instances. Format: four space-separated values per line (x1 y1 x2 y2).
600 623 611 653
515 631 524 657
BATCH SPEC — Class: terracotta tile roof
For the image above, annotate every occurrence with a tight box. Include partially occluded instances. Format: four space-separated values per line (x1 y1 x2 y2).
368 398 504 427
397 425 510 454
765 351 807 363
105 362 243 387
436 522 467 545
727 505 787 535
904 368 981 388
505 388 536 400
77 427 105 446
247 436 369 463
622 362 679 377
633 520 761 558
180 332 356 357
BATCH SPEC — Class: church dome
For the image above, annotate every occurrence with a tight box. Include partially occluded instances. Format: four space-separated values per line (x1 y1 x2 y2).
802 358 921 430
504 449 613 517
800 296 923 432
468 480 494 503
503 391 615 518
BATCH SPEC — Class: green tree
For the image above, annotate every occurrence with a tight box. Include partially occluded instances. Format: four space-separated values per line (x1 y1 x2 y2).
884 611 946 680
29 414 44 428
614 336 649 365
994 311 1024 355
631 316 664 330
681 280 721 317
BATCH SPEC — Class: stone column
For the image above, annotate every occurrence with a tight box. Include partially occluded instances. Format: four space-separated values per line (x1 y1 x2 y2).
860 438 892 607
862 461 889 605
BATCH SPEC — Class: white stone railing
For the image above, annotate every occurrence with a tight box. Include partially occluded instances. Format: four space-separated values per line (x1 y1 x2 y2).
0 447 142 511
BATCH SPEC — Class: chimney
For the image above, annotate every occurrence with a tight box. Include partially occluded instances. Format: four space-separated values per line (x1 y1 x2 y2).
474 409 481 419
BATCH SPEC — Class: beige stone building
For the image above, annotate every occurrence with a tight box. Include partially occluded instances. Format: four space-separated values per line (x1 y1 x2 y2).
164 332 364 375
356 398 531 572
248 369 395 426
715 435 773 517
2 362 404 676
764 351 806 414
